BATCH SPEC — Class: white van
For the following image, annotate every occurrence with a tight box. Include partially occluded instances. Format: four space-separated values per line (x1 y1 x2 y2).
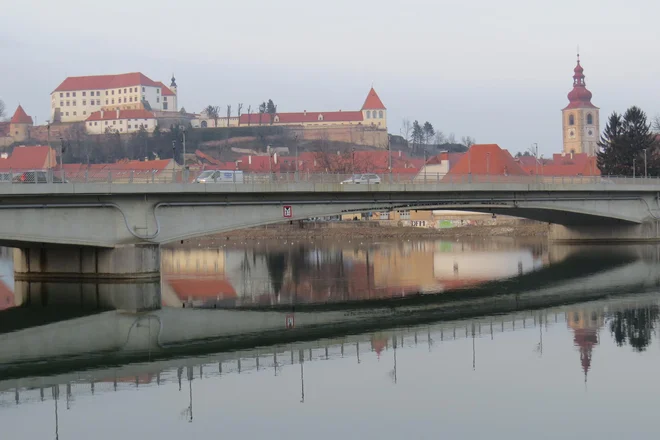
195 170 244 183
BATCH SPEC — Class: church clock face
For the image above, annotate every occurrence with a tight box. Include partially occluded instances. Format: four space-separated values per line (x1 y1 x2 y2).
586 129 594 137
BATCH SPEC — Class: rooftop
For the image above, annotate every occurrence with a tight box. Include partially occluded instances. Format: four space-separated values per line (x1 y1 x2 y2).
53 72 162 93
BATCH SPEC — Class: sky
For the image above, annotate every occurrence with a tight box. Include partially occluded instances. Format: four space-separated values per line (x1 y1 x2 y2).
1 0 659 156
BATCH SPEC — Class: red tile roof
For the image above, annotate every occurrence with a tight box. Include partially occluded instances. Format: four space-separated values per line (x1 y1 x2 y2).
10 105 33 125
361 88 386 110
521 153 599 176
155 81 176 96
239 110 363 125
167 278 237 300
53 72 162 92
444 144 528 177
86 109 155 121
0 145 57 170
112 159 172 171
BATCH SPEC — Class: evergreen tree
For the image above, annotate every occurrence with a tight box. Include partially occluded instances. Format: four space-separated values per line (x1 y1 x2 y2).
422 121 435 145
411 120 423 153
597 112 628 176
266 99 277 125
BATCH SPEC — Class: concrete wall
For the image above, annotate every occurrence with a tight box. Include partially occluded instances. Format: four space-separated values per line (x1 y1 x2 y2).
549 221 660 242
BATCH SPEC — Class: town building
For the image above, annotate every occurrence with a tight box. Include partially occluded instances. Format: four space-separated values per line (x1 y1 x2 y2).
84 109 158 134
442 144 528 180
191 87 388 148
0 145 57 170
0 105 34 147
50 72 178 123
562 55 600 156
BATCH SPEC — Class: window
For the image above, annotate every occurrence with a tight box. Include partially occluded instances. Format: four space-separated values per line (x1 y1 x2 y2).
88 122 92 126
83 100 87 105
66 92 70 97
164 96 168 101
60 93 63 98
128 125 132 129
73 111 77 116
65 112 69 116
157 97 160 103
366 111 371 118
129 97 132 102
587 113 593 125
120 128 123 132
157 89 160 94
105 91 108 95
118 89 121 94
379 110 383 118
105 100 108 105
60 101 64 107
83 92 86 97
112 90 114 95
83 111 86 115
163 102 168 110
96 91 100 96
123 97 127 103
66 101 70 106
568 114 575 125
73 101 76 106
113 121 116 125
105 121 108 125
72 92 76 97
142 87 145 92
112 99 115 104
94 122 98 126
124 88 127 93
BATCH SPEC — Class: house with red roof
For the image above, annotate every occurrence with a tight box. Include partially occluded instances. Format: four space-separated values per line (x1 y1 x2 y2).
0 105 34 147
442 144 528 182
0 145 57 171
50 72 178 123
518 152 600 177
84 109 157 134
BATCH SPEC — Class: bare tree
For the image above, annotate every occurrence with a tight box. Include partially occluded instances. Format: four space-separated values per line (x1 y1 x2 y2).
204 105 220 128
400 118 412 149
237 103 243 124
461 136 476 148
247 105 252 127
653 114 660 133
446 132 456 144
434 131 445 146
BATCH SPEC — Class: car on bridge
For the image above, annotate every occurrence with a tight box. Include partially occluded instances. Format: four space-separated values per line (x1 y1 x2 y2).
12 170 67 184
194 170 244 183
340 173 381 185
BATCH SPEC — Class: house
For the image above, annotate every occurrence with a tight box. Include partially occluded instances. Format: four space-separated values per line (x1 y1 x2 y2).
0 145 58 170
442 144 528 181
518 152 600 177
0 105 34 147
50 72 178 123
85 109 157 134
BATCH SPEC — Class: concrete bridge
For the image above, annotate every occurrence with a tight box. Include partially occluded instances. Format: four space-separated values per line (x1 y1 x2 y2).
3 176 660 278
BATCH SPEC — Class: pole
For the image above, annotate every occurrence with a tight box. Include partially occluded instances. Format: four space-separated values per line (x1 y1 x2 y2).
633 158 636 179
47 123 51 168
533 143 539 176
644 149 648 178
182 128 187 183
388 134 392 181
486 152 490 175
171 140 176 181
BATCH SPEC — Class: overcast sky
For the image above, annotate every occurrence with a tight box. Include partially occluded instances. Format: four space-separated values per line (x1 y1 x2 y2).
1 0 659 156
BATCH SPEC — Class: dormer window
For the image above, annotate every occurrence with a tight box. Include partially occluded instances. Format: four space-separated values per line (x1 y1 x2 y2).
318 114 324 121
274 115 280 123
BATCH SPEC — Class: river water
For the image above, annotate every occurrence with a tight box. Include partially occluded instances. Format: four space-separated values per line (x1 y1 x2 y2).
2 238 660 439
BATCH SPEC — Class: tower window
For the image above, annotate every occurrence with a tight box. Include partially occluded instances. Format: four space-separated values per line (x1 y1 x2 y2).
366 111 371 119
379 110 383 118
568 114 575 126
587 113 593 125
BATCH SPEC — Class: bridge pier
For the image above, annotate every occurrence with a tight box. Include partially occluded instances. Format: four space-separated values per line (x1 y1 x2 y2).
549 220 660 243
13 244 160 281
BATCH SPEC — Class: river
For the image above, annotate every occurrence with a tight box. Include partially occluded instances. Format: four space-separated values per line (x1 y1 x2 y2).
1 237 660 439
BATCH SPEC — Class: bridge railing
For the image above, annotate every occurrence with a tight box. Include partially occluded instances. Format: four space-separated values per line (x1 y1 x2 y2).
0 168 657 186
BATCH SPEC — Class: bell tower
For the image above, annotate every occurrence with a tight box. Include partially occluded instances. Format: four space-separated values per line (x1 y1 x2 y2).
562 54 600 156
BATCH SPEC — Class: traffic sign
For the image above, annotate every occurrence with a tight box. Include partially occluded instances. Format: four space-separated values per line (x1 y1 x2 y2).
283 205 292 218
285 314 295 329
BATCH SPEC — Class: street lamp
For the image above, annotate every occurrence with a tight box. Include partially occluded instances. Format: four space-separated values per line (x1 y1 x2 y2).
633 158 636 179
643 149 648 178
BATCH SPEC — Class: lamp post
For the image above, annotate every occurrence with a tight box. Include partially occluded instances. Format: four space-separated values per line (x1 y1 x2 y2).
387 134 392 181
643 149 648 178
633 158 636 179
352 148 355 173
171 140 176 181
533 142 539 176
180 126 187 183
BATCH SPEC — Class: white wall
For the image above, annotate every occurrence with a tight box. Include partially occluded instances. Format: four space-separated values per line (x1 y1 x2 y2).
85 116 157 135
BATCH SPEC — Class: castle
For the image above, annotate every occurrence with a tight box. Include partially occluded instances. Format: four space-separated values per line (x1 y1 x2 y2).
0 105 34 147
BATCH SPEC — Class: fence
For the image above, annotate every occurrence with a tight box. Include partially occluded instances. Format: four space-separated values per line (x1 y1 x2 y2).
0 169 659 186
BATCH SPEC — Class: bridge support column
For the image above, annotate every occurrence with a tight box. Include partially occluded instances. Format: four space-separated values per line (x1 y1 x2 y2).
549 221 660 243
13 244 160 281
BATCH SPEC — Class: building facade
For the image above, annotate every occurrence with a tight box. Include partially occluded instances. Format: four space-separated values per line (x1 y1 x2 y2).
85 109 157 134
562 56 600 156
0 105 34 147
50 73 178 123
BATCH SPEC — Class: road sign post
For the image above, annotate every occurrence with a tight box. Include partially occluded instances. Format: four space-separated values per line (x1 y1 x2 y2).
283 205 292 218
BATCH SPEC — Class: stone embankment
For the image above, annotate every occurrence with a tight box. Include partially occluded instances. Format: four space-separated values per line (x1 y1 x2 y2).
186 221 549 244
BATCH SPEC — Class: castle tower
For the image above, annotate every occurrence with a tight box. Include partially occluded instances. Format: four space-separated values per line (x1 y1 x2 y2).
8 105 34 142
169 74 178 112
361 87 387 128
562 55 600 156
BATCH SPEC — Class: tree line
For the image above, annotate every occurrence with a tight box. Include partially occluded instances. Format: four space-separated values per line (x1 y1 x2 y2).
203 99 277 127
400 118 474 155
597 106 659 176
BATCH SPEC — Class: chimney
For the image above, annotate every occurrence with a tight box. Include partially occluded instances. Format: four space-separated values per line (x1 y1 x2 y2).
101 110 104 118
248 155 252 165
399 151 402 158
303 110 307 116
273 152 278 164
116 109 120 119
0 153 8 159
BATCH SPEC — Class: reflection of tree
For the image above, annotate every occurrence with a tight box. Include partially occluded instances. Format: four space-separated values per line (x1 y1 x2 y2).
266 252 288 296
608 306 660 352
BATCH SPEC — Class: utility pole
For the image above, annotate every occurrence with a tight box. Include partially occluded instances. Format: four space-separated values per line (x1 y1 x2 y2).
181 126 187 183
171 140 176 181
387 134 392 181
644 149 648 178
533 143 539 176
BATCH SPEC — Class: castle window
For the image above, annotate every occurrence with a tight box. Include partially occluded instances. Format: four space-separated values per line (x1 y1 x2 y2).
366 111 371 119
379 110 383 118
568 114 575 125
60 93 63 98
96 91 100 96
587 113 593 125
66 92 70 97
83 92 86 97
83 100 86 106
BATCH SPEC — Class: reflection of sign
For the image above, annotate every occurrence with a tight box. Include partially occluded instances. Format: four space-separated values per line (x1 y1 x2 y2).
283 205 292 218
285 314 295 329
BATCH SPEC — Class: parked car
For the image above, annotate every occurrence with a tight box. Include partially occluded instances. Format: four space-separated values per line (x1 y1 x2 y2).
340 173 381 185
12 171 67 184
195 170 244 183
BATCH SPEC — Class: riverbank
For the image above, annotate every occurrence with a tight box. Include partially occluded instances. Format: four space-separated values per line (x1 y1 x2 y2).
186 221 549 244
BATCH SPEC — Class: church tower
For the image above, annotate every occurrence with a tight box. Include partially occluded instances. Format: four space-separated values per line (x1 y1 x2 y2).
562 55 599 156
